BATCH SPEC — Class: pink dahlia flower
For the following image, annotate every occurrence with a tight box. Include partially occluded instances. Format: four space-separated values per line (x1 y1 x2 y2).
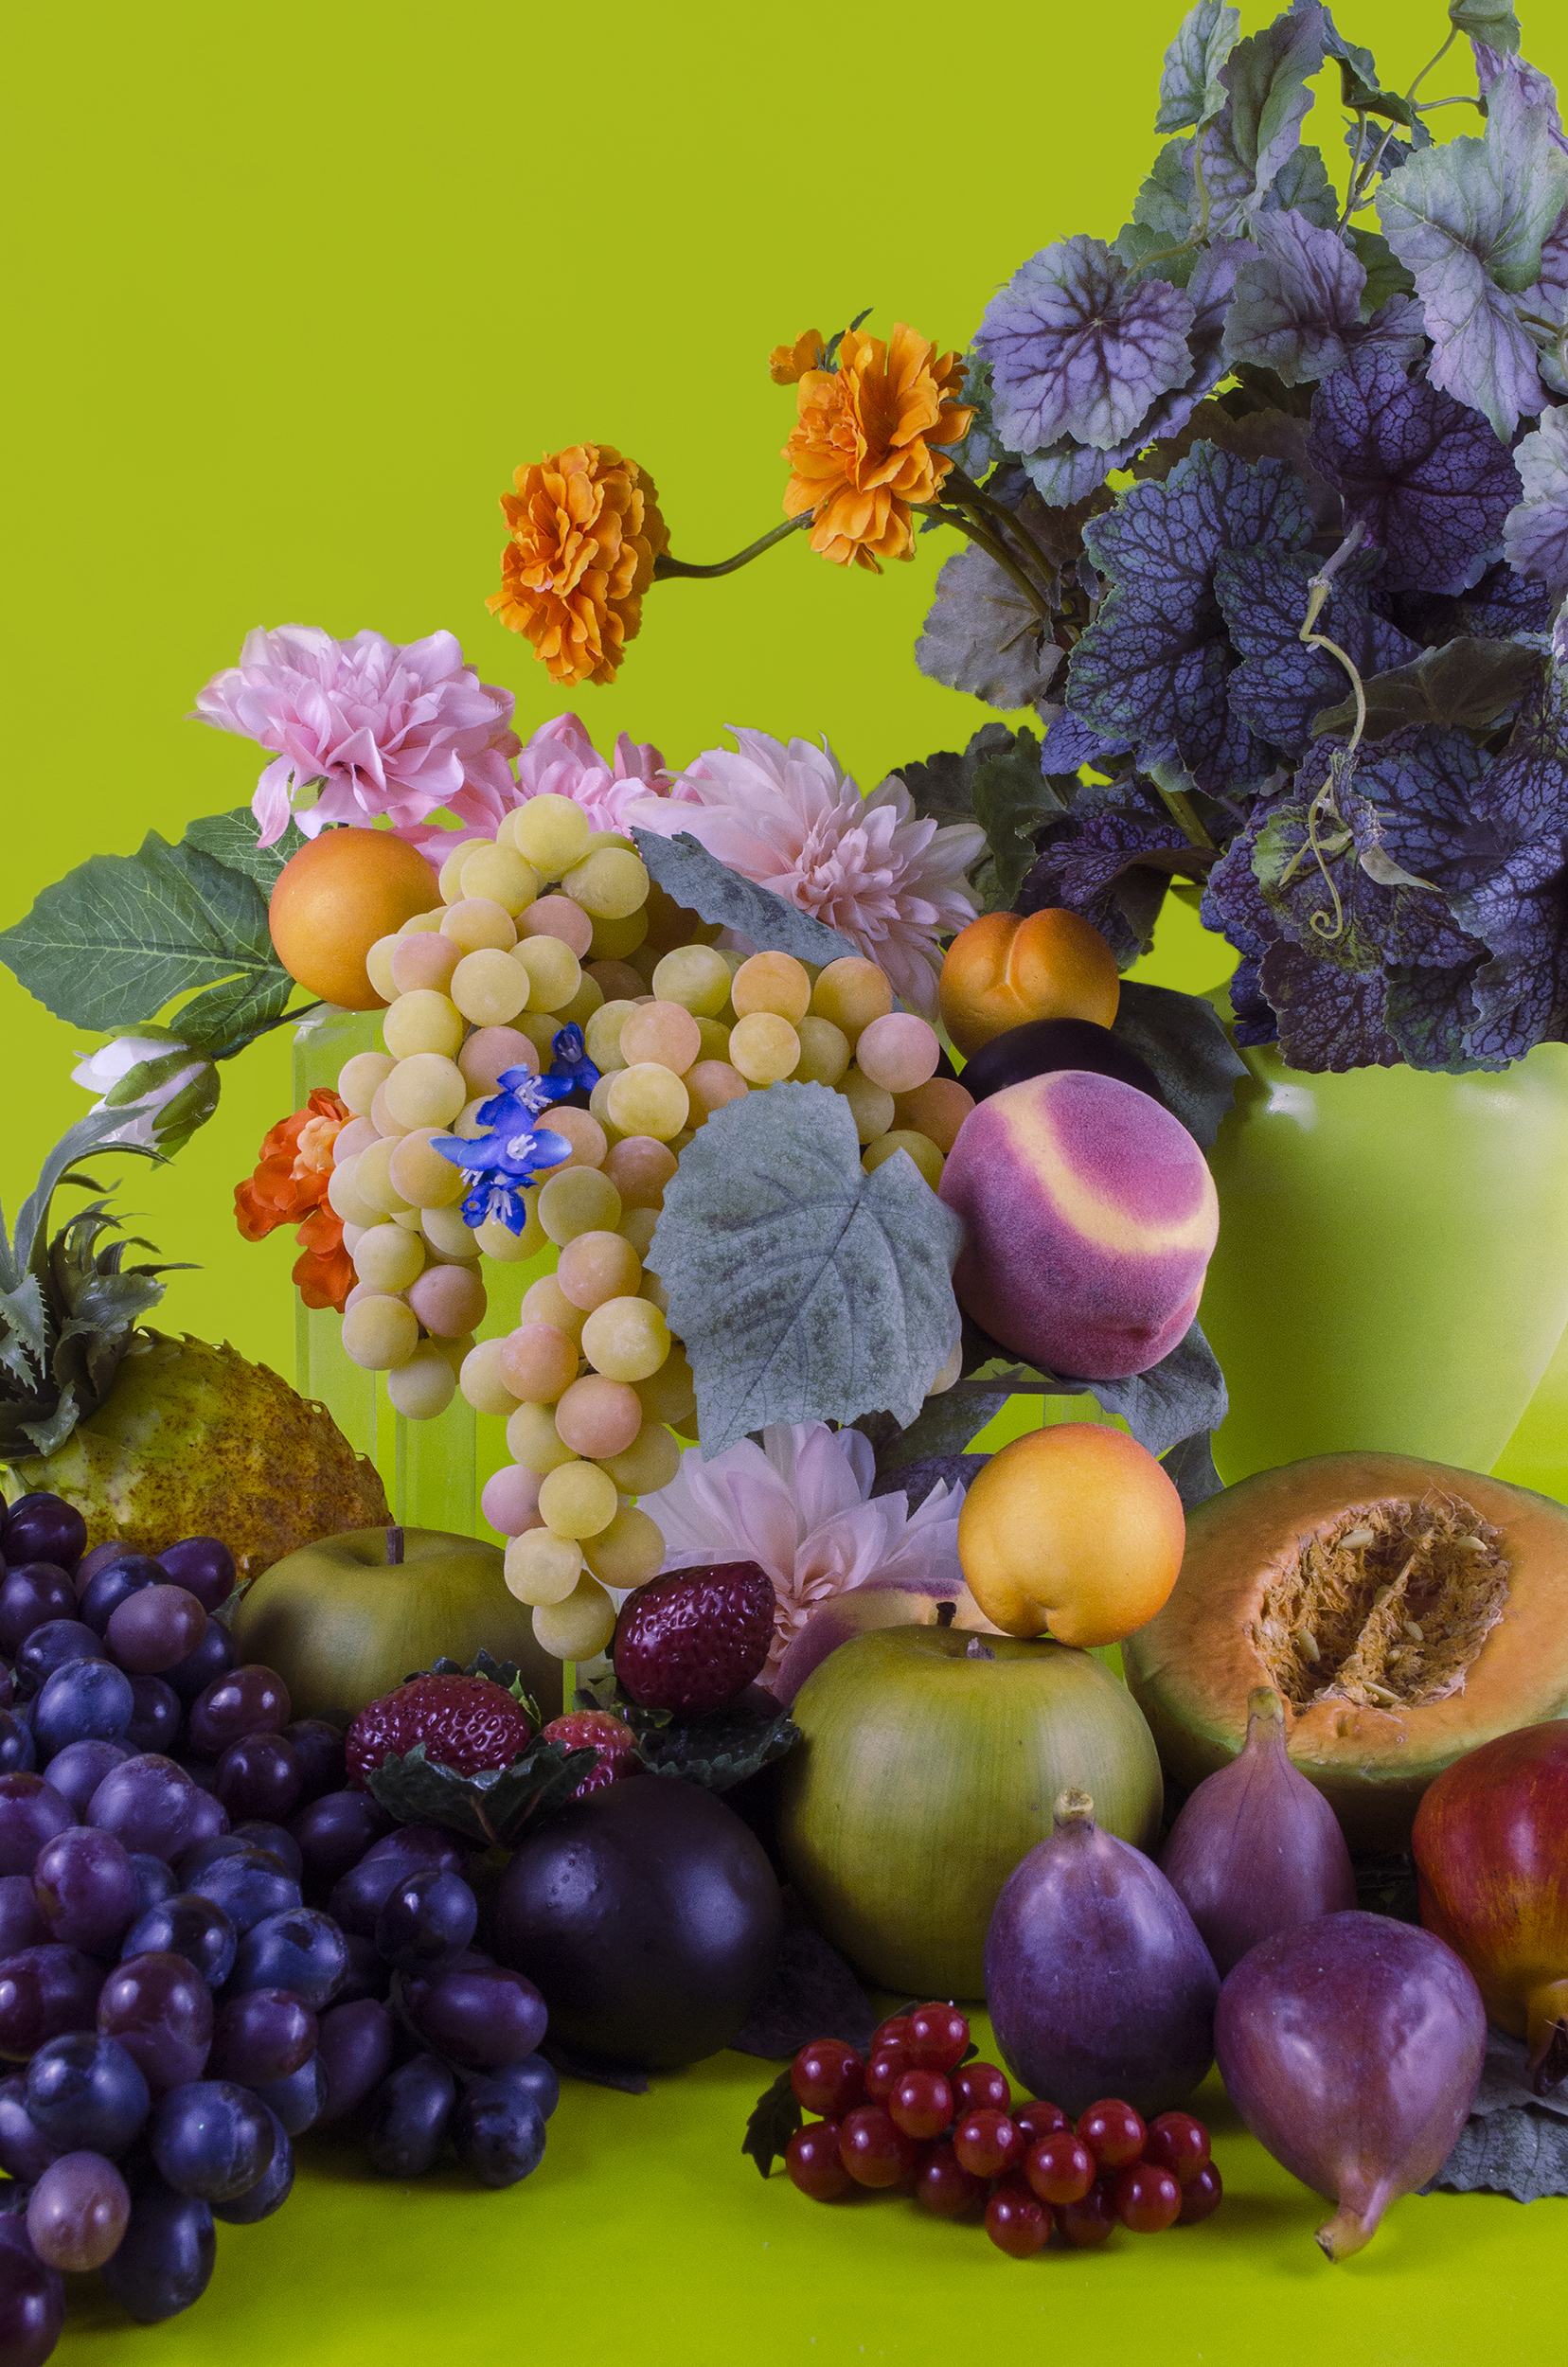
509 712 678 832
636 1421 967 1685
192 625 524 851
623 728 987 1014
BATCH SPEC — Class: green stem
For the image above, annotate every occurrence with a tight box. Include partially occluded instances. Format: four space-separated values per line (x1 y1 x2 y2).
1405 26 1455 106
1127 129 1212 281
1338 110 1370 230
213 998 325 1063
913 502 1054 620
652 513 812 579
943 466 1060 599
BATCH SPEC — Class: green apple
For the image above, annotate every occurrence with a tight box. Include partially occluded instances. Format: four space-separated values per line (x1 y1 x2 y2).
229 1525 562 1729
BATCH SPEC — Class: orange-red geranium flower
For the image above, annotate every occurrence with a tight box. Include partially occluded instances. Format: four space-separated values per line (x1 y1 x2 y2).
236 1089 354 1312
769 329 827 384
782 323 973 573
488 443 669 688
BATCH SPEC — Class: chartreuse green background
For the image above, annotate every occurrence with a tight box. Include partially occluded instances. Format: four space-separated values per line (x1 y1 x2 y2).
6 2 1568 2360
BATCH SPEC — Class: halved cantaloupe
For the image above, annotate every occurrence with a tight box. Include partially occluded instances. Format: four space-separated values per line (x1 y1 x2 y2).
1122 1451 1568 1852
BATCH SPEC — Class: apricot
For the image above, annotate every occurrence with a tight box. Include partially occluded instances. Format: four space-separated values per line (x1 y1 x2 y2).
270 829 439 1009
939 909 1119 1059
938 1070 1218 1379
957 1424 1185 1646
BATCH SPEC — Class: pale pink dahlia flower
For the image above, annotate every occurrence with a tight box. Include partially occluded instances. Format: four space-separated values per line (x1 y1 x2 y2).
509 712 679 833
624 728 987 1014
637 1422 966 1685
192 626 524 851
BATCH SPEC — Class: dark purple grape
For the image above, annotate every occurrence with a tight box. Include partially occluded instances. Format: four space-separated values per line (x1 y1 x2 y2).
210 2108 293 2222
27 2147 131 2270
73 1541 134 1595
87 1755 227 1863
32 1827 138 1954
228 1823 303 1882
0 2242 64 2365
165 1623 234 1705
95 1953 212 2093
173 1755 218 1795
251 2054 325 2138
206 1988 315 2087
79 1557 164 1640
281 1720 345 1802
331 1932 386 2005
0 1948 102 2059
127 1856 177 1916
123 1677 180 1757
487 2051 560 2124
120 1895 236 1991
0 1717 35 1778
0 1569 79 1658
315 1998 394 2124
0 1878 47 1959
291 1790 393 1894
15 1622 108 1697
0 1779 72 1879
187 1851 299 1939
149 2078 275 2202
33 1660 134 1758
26 2032 150 2157
228 1909 347 2009
413 1965 546 2069
0 2073 63 2180
98 2177 214 2322
107 1587 206 1679
452 2081 546 2188
44 1741 131 1821
375 1868 476 1973
213 1734 303 1825
0 1669 12 1715
2 1499 86 1574
155 1539 236 1614
186 1666 289 1761
959 1014 1170 1108
328 1828 464 1937
176 1831 269 1882
365 2054 456 2178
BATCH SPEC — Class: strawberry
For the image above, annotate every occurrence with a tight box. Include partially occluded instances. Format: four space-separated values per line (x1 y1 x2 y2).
542 1710 642 1799
346 1673 533 1787
612 1559 776 1715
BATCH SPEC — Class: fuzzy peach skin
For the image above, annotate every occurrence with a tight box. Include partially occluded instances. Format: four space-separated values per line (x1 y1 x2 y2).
939 1068 1219 1379
957 1424 1186 1646
938 908 1119 1059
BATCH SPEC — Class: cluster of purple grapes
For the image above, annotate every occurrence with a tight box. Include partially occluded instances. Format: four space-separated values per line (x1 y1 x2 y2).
0 1494 558 2367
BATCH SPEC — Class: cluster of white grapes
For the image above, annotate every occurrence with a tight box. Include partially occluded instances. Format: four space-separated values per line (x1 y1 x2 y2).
319 791 973 1660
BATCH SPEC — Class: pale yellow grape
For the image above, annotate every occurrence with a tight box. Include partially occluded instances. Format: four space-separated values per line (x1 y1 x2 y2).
585 1002 634 1072
683 1060 748 1130
553 1373 642 1459
342 1293 419 1372
504 1530 584 1608
863 1130 945 1189
580 1295 669 1382
459 1339 522 1417
634 1341 697 1427
326 1158 382 1233
531 1573 616 1659
383 990 465 1061
563 847 647 919
407 1262 487 1337
387 1345 458 1420
433 1331 477 1376
353 1223 426 1293
333 1116 379 1163
618 1206 658 1260
584 829 636 854
607 1063 687 1141
587 1077 625 1145
557 973 604 1028
397 909 445 935
368 1081 411 1141
811 955 892 1041
458 1026 537 1095
450 948 528 1027
454 1096 491 1138
640 1272 670 1314
729 1012 800 1085
353 1137 414 1217
390 934 460 996
383 1053 467 1131
506 792 592 876
583 1506 667 1589
587 957 649 1003
476 1200 546 1259
498 1322 579 1404
365 934 401 1004
602 1137 676 1209
598 1422 683 1494
438 844 471 904
440 897 516 956
421 1202 480 1259
340 1220 367 1256
619 1000 701 1075
537 1460 618 1539
793 1016 851 1087
521 1273 587 1343
506 1401 579 1476
693 1016 732 1064
545 1107 609 1171
512 1012 563 1064
483 1461 542 1537
512 934 581 1012
835 1067 896 1145
538 1166 622 1245
338 1051 396 1117
517 894 594 956
854 1012 941 1095
387 1129 465 1210
390 1207 425 1231
460 843 539 916
732 951 811 1023
587 910 649 961
558 1230 643 1312
650 943 732 1019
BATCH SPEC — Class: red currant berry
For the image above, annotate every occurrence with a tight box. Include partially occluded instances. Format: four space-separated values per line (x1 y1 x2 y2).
905 2001 970 2071
888 2068 953 2141
864 2040 913 2103
1143 2110 1211 2186
1077 2098 1146 2168
986 2179 1051 2260
871 2013 913 2050
951 2059 1010 2114
838 2105 918 2189
1056 2178 1118 2249
913 2140 985 2218
953 2108 1025 2180
1177 2160 1223 2224
790 2038 865 2119
1013 2098 1070 2146
785 2120 852 2201
1024 2131 1096 2208
1114 2161 1183 2234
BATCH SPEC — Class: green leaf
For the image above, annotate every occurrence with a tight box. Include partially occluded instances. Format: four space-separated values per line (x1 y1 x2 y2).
1321 15 1416 127
173 964 294 1057
650 1081 965 1457
915 538 1066 711
631 830 860 975
971 733 1060 911
1154 0 1240 135
1310 638 1546 741
1345 225 1417 314
1447 0 1519 51
861 1369 1039 1473
742 2067 802 2179
10 1110 161 1282
182 806 311 891
1111 981 1248 1149
1089 1320 1229 1458
1200 1 1327 227
365 1737 597 1846
635 1698 801 1791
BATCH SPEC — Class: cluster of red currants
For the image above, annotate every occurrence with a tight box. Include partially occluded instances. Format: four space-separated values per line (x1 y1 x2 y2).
784 2004 1222 2259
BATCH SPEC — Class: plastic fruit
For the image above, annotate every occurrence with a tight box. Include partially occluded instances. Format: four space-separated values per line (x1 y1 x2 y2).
775 1623 1162 1996
959 1016 1167 1109
269 829 438 1009
957 1425 1185 1646
769 1578 995 1703
939 1070 1219 1379
346 1673 534 1785
230 1526 561 1729
938 908 1119 1059
785 2120 851 2200
611 1560 775 1714
1121 1450 1568 1851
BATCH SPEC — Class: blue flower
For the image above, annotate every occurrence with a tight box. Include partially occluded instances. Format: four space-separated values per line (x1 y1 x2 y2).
431 1079 572 1237
538 1023 599 1100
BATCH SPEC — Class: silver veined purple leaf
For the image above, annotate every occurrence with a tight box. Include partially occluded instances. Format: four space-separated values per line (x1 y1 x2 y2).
1503 405 1568 593
1154 0 1240 136
978 236 1197 454
1215 544 1421 755
1258 940 1402 1070
1221 208 1366 384
1196 0 1328 235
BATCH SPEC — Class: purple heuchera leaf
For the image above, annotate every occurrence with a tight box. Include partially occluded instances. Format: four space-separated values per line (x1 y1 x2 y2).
1221 208 1366 384
1503 405 1568 594
1037 710 1133 772
978 237 1197 455
1196 2 1328 236
1308 347 1522 596
1450 681 1568 1059
1383 961 1497 1073
1018 792 1195 966
1258 940 1401 1070
1215 545 1421 756
1385 559 1555 645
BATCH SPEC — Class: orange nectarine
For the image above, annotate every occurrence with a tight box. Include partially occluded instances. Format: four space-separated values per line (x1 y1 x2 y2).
938 909 1119 1059
269 829 439 1010
957 1424 1185 1646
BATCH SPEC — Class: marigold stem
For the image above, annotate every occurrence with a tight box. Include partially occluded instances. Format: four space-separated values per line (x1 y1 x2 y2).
914 502 1055 623
653 513 813 580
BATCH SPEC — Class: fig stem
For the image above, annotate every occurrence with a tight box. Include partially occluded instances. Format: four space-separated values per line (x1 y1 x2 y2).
935 1600 956 1629
1315 2201 1377 2261
385 1525 404 1567
1246 1686 1287 1736
1053 1788 1096 1831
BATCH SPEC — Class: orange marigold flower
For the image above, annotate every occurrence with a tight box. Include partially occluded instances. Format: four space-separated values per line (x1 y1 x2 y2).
293 1202 356 1313
488 443 669 689
769 329 827 384
236 1089 354 1313
782 323 973 574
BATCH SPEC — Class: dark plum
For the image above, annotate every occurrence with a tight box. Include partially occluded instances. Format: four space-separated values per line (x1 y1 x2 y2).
156 1539 236 1614
0 1947 103 2058
186 1666 289 1760
15 1622 108 1696
375 1869 477 1973
251 2054 325 2138
2 1498 86 1575
107 1586 207 1678
291 1791 394 1894
186 1851 299 1939
80 1557 164 1640
26 2032 150 2157
0 1878 47 1959
150 2078 275 2202
206 1988 316 2087
960 1016 1169 1110
213 1734 304 1825
228 1909 347 2009
95 1952 213 2093
33 1660 134 1758
365 2055 456 2178
280 1719 345 1802
0 1568 79 1658
124 1677 182 1756
0 1779 74 1879
32 1827 139 1954
315 1998 395 2124
166 1624 235 1705
452 2082 546 2188
413 1964 546 2069
87 1755 228 1863
98 2178 215 2322
211 2109 294 2222
42 1740 130 1821
120 1894 237 1990
0 1718 35 1778
0 2073 63 2180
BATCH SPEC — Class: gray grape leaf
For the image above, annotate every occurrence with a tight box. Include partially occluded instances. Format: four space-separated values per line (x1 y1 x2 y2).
1503 404 1568 593
630 830 859 970
1084 1320 1229 1462
1310 637 1546 741
650 1082 965 1457
1154 0 1240 136
862 1370 1042 1475
1160 1429 1225 1508
1428 2112 1568 2201
1111 981 1248 1149
916 538 1065 711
